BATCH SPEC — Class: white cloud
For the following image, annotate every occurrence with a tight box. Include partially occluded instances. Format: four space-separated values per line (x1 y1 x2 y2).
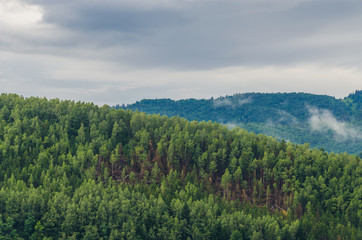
238 97 253 106
213 98 233 108
308 107 362 140
0 0 43 27
213 96 252 108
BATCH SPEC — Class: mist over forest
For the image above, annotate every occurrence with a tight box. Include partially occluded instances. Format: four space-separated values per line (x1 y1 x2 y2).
1 0 362 239
119 91 362 156
0 93 361 239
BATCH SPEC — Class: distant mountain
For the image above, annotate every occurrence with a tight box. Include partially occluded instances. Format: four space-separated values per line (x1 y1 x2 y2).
118 91 362 155
1 94 360 239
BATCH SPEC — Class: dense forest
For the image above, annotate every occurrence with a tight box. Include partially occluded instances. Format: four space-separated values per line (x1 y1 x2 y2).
118 91 362 155
0 93 361 239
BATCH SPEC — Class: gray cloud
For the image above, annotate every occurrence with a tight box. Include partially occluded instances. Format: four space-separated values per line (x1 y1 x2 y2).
0 0 362 104
18 0 362 69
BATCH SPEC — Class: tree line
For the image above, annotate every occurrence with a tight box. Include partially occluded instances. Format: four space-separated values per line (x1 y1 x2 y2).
118 91 362 155
0 93 361 239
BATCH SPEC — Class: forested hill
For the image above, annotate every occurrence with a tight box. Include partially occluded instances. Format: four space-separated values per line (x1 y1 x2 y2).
118 91 362 155
0 93 361 239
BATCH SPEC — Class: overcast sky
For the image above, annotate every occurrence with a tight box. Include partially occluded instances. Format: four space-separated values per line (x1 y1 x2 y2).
1 0 361 105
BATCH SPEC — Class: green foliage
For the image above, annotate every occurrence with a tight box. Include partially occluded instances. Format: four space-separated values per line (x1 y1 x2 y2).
0 93 361 239
119 91 362 154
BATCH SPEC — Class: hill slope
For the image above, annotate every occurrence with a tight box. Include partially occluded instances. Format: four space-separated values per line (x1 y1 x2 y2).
119 91 362 155
0 93 361 239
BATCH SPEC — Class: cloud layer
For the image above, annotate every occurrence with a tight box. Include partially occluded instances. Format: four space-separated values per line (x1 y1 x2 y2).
1 0 362 104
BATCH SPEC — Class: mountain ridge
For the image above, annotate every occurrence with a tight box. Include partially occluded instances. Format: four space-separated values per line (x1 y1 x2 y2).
118 91 362 155
0 93 360 239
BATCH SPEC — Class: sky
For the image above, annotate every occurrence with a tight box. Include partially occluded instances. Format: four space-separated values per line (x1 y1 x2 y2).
0 0 361 105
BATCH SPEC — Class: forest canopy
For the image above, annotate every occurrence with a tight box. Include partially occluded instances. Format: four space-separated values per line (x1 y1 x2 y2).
0 93 361 239
119 91 362 155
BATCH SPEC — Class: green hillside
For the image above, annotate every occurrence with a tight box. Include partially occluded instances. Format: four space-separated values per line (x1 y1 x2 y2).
0 93 361 239
119 91 362 155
